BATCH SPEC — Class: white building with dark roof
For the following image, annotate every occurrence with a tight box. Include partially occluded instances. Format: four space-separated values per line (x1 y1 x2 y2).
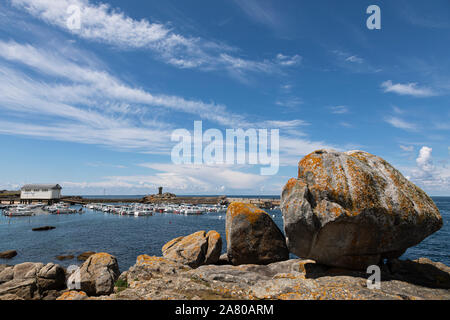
20 184 62 204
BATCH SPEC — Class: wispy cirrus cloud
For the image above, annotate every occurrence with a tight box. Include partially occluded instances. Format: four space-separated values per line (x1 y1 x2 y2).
381 80 437 97
385 116 418 131
0 39 334 163
345 55 364 64
275 97 303 108
330 105 349 114
232 0 281 29
0 40 249 127
275 53 302 66
400 145 414 152
332 50 381 73
10 0 300 77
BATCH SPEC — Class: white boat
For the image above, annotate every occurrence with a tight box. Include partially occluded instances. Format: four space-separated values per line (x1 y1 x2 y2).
134 209 153 217
46 203 77 214
4 206 34 217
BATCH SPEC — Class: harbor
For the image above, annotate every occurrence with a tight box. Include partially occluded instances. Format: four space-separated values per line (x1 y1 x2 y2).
1 185 281 210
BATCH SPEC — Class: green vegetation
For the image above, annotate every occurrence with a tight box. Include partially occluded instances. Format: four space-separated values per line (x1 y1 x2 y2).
114 279 128 292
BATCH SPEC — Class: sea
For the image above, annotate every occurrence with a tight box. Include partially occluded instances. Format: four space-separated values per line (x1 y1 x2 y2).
1 196 449 271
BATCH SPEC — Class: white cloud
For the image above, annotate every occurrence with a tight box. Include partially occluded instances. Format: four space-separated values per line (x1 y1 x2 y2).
401 146 450 194
400 145 414 152
330 105 349 114
0 39 335 167
416 146 434 172
275 53 302 66
232 0 281 29
331 50 380 73
263 119 309 128
339 122 352 128
275 97 303 108
10 0 297 76
279 136 337 166
0 40 249 127
381 80 437 97
385 116 417 131
63 163 272 194
345 55 364 64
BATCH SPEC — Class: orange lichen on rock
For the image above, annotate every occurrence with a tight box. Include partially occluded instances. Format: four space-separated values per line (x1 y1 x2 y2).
136 255 176 266
89 252 115 265
56 291 88 300
284 178 300 192
281 149 443 270
227 202 268 225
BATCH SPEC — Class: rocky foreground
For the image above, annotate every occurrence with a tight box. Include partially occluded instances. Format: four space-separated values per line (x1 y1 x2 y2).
1 149 448 300
1 253 450 300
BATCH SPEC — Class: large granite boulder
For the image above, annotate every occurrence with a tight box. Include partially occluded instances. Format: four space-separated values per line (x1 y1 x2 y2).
226 202 289 265
162 230 222 268
67 252 120 296
281 149 443 269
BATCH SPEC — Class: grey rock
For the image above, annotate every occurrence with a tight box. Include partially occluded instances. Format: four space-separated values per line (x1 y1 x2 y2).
126 255 190 284
226 202 289 265
68 252 120 296
162 231 222 268
281 150 443 269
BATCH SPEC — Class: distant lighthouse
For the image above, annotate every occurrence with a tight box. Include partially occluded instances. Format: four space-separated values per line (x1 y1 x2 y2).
158 187 163 195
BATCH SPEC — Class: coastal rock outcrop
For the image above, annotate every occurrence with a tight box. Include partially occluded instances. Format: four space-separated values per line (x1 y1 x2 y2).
103 255 450 300
124 255 190 285
0 262 66 300
281 149 443 269
68 252 120 296
226 202 289 265
162 230 222 268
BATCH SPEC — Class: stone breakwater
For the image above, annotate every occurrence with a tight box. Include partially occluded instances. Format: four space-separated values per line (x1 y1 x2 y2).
0 150 447 300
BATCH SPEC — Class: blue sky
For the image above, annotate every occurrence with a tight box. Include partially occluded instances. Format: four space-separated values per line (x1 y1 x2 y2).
0 0 449 196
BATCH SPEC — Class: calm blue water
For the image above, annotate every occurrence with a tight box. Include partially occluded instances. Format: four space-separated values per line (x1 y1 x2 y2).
0 197 448 271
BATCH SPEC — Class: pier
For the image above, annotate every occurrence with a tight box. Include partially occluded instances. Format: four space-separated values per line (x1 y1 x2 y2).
60 195 280 209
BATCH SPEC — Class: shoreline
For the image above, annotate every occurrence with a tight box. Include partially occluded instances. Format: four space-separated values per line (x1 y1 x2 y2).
2 252 450 300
